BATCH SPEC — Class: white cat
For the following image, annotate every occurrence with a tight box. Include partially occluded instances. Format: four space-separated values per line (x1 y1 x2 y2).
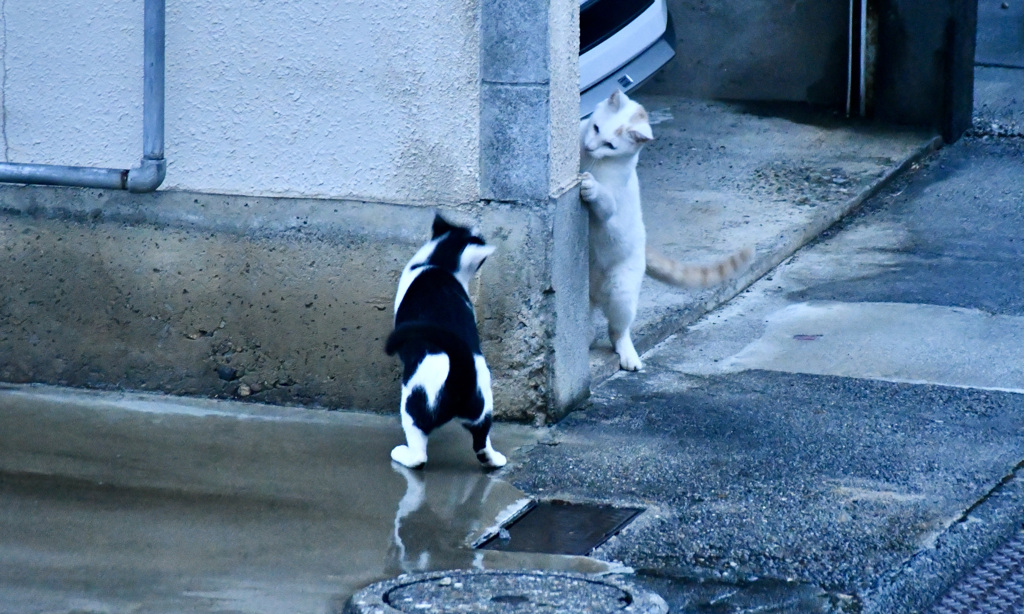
580 90 753 371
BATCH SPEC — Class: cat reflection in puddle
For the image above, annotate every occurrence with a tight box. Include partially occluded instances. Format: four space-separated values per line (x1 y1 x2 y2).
386 464 500 575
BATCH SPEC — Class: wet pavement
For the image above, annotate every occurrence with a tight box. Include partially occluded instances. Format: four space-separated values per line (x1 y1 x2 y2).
0 387 589 613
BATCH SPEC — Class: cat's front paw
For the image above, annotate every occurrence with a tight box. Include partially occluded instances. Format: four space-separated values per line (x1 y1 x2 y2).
391 445 427 469
579 172 599 203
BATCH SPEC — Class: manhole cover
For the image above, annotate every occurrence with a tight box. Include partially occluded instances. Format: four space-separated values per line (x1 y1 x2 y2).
477 500 643 556
341 570 668 614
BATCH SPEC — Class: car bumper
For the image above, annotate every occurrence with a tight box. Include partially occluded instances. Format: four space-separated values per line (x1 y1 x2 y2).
580 8 676 118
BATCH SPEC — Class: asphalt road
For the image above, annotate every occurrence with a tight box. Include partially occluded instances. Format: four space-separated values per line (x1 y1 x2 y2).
507 137 1024 613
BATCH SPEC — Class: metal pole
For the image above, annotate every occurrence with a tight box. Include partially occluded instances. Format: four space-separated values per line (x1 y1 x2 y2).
0 0 166 193
127 0 166 192
142 0 164 162
0 163 127 190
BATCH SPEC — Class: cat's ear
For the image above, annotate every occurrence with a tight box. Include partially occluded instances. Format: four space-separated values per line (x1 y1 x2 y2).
432 214 456 238
608 89 623 111
628 127 654 144
461 244 496 271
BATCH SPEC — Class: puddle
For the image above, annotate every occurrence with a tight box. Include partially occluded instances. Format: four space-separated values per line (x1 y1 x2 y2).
0 385 624 612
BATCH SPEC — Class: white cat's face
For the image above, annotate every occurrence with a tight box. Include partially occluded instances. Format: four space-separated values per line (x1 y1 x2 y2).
582 90 654 159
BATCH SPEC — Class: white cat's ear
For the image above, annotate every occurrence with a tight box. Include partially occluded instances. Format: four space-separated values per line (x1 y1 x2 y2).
628 127 654 144
461 244 496 271
608 89 623 111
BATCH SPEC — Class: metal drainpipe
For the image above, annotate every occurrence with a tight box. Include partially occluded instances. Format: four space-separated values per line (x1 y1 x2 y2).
0 0 166 193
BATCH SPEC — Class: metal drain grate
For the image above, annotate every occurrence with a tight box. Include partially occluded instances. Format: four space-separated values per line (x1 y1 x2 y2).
477 500 643 556
930 529 1024 614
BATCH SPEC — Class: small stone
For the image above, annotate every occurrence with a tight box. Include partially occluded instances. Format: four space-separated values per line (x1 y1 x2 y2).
237 383 251 397
217 365 239 381
1001 1 1009 8
438 577 452 586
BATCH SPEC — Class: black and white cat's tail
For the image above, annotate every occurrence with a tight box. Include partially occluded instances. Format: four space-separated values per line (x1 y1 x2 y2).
385 322 478 404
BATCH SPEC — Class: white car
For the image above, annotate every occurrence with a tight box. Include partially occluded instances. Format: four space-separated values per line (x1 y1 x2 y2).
579 0 676 117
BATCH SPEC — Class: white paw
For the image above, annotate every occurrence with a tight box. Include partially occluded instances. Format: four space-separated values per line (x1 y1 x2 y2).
478 449 507 469
391 445 427 469
580 172 599 203
618 348 643 371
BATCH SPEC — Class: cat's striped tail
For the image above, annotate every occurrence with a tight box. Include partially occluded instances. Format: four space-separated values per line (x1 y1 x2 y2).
385 322 478 404
645 245 755 288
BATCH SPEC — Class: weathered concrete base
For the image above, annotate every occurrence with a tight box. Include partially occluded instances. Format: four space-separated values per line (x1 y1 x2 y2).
0 187 585 422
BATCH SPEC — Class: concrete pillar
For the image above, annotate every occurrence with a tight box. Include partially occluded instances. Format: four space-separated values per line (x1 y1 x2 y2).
479 0 589 419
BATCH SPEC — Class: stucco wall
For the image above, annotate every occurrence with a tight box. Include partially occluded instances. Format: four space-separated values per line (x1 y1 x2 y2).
1 0 481 203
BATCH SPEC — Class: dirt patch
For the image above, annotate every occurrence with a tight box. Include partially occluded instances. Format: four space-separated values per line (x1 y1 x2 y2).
745 163 870 206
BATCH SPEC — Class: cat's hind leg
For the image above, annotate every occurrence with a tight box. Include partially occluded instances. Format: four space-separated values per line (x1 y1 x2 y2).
605 282 643 371
391 389 430 469
463 414 506 470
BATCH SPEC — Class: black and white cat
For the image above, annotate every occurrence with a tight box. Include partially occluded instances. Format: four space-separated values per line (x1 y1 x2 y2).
384 215 506 470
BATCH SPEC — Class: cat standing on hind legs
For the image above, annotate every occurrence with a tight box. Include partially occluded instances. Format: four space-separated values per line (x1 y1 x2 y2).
384 214 506 470
580 90 754 371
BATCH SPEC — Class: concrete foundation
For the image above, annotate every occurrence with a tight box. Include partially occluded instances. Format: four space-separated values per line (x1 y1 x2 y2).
0 187 589 423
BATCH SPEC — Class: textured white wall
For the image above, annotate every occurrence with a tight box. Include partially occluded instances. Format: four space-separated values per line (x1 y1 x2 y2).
1 0 481 203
